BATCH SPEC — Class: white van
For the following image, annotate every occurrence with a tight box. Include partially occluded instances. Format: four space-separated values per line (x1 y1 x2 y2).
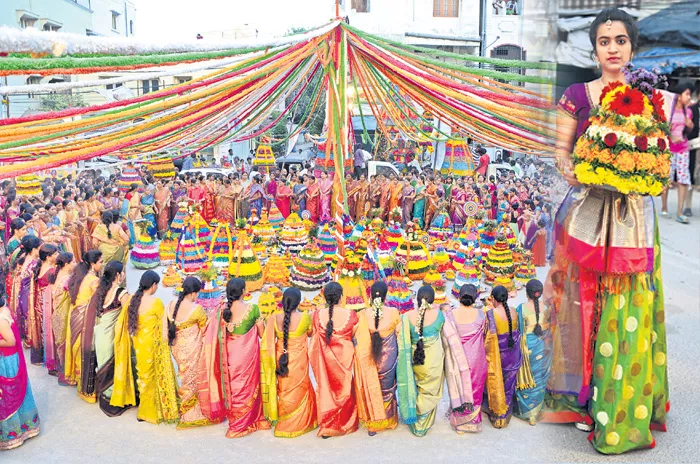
486 163 517 180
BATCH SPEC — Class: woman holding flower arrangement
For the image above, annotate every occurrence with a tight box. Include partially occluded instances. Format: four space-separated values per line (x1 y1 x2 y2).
544 7 672 454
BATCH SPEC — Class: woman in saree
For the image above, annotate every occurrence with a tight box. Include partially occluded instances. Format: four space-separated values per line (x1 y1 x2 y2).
202 177 217 223
450 181 468 229
50 252 74 385
85 190 104 234
166 277 212 428
200 278 269 437
514 279 552 425
265 174 278 212
111 271 179 424
354 282 400 434
521 210 539 252
354 174 370 221
92 212 128 266
88 261 130 416
378 176 391 220
0 296 40 450
318 171 333 220
424 179 440 228
64 250 103 399
140 185 157 238
344 174 358 221
58 200 85 262
397 286 444 437
6 218 27 259
483 285 522 429
275 180 293 219
248 176 266 220
401 179 415 226
412 177 426 228
216 179 236 225
154 180 171 238
305 176 320 222
387 175 403 215
543 8 670 454
292 174 307 213
33 244 58 369
260 288 318 438
4 194 20 244
9 236 42 349
442 284 487 433
309 282 359 438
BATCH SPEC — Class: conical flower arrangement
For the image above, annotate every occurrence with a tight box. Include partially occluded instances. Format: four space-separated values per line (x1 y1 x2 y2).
452 251 481 298
186 208 212 250
252 135 276 174
440 131 473 177
16 174 42 197
453 241 470 270
515 250 537 284
360 249 382 290
195 268 223 315
336 250 368 312
162 264 182 288
394 225 432 281
208 221 234 269
229 229 264 292
147 155 176 181
384 221 404 249
130 221 160 270
258 287 281 318
249 209 260 227
479 219 498 251
482 233 515 290
428 207 452 240
170 202 189 238
117 164 143 193
290 240 331 291
317 223 337 266
376 237 394 278
159 232 177 265
253 210 276 245
385 259 413 314
176 226 208 275
279 212 308 253
433 278 447 305
263 252 290 286
267 204 285 231
432 245 453 274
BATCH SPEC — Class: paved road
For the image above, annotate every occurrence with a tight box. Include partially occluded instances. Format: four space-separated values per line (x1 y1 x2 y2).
5 195 699 463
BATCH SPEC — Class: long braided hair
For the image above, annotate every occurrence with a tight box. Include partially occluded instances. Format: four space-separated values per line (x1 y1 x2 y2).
11 235 41 272
101 211 113 239
526 279 544 336
49 252 74 285
413 285 435 365
127 270 160 335
89 261 123 319
276 288 301 377
492 285 515 349
323 282 343 343
370 281 388 364
67 250 102 305
224 278 246 323
33 243 58 285
168 277 202 346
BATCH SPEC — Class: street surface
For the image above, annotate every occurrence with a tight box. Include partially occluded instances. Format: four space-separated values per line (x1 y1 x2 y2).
5 195 699 464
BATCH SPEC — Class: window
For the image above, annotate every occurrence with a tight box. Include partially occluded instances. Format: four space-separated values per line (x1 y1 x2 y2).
26 76 42 98
491 44 526 87
559 0 640 10
112 12 119 30
106 82 123 90
43 23 61 32
130 20 134 35
175 77 192 85
142 79 160 94
20 17 37 29
433 0 459 17
352 0 369 12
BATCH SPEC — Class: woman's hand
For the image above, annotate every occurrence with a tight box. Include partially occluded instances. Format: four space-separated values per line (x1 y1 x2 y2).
557 156 580 187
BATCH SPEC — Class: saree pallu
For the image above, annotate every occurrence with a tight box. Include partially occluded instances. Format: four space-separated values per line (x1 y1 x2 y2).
309 311 359 437
171 308 212 429
130 298 180 425
221 324 269 437
260 314 318 438
397 312 445 437
51 278 71 385
441 311 478 433
0 314 40 450
216 195 236 225
15 267 35 347
484 309 522 428
353 312 398 433
412 188 426 228
37 274 55 372
94 307 129 417
64 299 95 400
543 187 668 454
514 304 552 424
93 224 128 265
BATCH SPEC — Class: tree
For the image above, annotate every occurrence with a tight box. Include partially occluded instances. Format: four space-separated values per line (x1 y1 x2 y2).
268 111 289 156
40 93 86 111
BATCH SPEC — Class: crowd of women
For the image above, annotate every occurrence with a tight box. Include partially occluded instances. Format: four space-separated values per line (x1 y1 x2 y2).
1 227 554 449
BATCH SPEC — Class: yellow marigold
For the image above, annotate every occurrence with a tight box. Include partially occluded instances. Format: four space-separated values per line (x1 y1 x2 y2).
616 150 636 172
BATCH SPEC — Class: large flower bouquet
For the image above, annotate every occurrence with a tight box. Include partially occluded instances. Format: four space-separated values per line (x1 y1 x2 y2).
572 65 671 195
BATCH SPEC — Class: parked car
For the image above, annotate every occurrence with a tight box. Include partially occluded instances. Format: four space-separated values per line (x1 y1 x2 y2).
275 149 316 171
487 163 517 180
181 167 236 179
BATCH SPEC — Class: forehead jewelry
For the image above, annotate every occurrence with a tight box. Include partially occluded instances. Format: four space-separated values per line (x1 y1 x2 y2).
605 19 612 29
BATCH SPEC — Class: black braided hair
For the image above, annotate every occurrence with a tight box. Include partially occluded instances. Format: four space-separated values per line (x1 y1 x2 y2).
169 277 202 346
526 279 545 336
369 281 388 364
33 243 58 285
459 283 478 307
413 285 435 365
49 252 74 284
224 278 245 323
67 250 102 305
127 270 160 335
492 285 515 348
89 261 123 318
12 235 41 272
101 211 113 239
323 282 343 344
277 288 301 377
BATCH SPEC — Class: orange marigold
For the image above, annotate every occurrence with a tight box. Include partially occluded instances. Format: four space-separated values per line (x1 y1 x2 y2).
634 152 656 172
595 148 615 165
653 158 671 177
616 150 636 172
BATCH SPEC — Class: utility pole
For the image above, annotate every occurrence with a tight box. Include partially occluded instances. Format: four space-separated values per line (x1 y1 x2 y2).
2 77 8 119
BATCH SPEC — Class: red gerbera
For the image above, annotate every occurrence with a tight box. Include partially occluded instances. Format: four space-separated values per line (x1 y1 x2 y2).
658 138 667 152
599 81 624 104
609 87 646 117
634 135 648 151
650 90 666 121
604 133 618 147
582 119 592 134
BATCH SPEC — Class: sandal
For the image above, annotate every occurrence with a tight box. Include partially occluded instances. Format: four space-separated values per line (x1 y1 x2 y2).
676 215 689 224
660 211 670 218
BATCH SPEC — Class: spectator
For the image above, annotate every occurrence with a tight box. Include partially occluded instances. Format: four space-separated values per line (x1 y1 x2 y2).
182 153 196 171
475 148 490 177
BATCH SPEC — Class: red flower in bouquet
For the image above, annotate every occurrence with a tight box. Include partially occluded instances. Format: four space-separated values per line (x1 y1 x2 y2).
599 81 624 104
634 135 649 151
609 87 646 117
582 119 592 134
604 133 618 147
650 90 666 121
657 138 667 152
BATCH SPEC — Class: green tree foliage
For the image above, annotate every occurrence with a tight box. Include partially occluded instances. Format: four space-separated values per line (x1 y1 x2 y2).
40 92 86 111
